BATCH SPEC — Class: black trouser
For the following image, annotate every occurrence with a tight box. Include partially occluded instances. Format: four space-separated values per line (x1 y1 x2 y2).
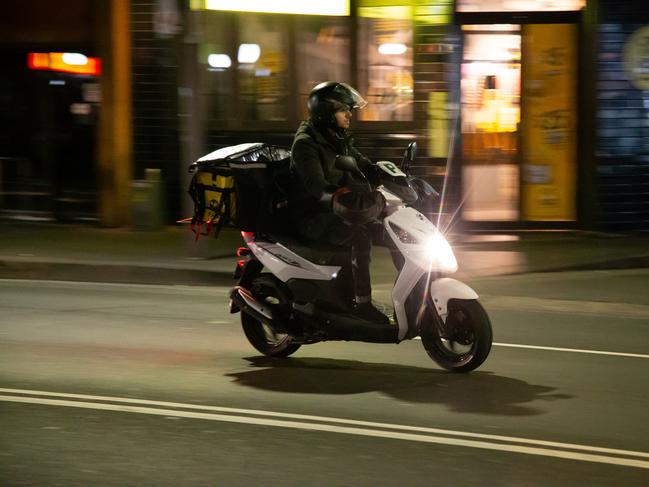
298 213 372 299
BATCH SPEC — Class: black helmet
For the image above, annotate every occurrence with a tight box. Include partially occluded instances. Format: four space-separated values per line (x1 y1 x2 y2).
307 81 367 127
333 189 385 225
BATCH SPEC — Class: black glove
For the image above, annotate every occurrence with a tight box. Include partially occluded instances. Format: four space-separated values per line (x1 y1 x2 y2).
346 178 372 193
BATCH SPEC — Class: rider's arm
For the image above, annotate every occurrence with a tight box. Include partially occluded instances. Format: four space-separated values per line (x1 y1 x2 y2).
349 141 373 170
291 138 338 206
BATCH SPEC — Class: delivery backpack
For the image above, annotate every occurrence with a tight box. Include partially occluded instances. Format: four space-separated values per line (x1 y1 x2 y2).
187 143 292 239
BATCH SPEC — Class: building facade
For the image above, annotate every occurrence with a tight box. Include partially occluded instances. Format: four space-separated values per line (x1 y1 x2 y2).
1 0 647 231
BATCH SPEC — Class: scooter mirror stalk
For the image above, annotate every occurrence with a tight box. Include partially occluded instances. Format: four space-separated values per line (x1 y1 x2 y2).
401 141 417 173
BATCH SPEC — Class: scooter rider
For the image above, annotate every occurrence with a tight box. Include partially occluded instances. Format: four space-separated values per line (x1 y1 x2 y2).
290 81 388 325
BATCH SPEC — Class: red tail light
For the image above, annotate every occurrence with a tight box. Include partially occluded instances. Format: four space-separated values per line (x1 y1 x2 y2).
237 247 251 257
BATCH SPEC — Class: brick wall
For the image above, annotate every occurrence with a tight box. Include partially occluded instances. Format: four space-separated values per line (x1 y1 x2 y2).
596 2 649 231
130 1 181 222
412 1 459 215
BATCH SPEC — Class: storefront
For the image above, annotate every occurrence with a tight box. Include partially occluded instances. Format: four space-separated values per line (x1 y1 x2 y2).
456 0 585 228
129 0 647 230
0 0 101 222
173 0 455 219
181 0 589 229
182 1 451 135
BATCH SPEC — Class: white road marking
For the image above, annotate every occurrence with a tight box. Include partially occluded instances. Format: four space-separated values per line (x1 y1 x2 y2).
412 337 649 359
1 388 648 469
493 342 649 359
0 279 229 296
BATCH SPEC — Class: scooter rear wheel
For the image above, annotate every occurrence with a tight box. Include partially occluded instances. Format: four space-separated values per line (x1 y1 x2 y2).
241 274 301 358
420 299 492 373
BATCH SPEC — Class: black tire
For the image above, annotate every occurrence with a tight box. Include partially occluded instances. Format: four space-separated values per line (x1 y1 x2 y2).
241 274 301 358
420 299 492 373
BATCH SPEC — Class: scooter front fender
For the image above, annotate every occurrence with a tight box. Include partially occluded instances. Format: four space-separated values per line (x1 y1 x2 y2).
429 278 479 321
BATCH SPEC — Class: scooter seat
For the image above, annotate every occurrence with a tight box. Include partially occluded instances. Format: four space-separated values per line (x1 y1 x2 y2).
262 232 351 267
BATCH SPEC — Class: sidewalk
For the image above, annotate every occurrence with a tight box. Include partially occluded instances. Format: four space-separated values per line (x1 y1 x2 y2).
1 221 648 286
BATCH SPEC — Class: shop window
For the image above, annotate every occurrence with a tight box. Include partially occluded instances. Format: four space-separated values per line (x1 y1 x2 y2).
295 17 351 119
461 25 521 142
357 4 413 121
199 12 234 121
461 25 521 221
457 0 585 11
238 15 289 121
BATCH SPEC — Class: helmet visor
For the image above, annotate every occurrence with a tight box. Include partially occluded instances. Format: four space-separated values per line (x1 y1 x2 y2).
329 83 368 110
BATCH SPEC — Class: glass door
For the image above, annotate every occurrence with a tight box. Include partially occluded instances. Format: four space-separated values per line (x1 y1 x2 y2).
461 25 521 221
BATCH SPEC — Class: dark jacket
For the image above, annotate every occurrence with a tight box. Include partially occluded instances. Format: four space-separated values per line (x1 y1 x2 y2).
289 121 371 238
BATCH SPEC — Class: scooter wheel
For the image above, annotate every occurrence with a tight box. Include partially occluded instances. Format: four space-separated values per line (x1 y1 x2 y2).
420 299 492 373
241 274 301 358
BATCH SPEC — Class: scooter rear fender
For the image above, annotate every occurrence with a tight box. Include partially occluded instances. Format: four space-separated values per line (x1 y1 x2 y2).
230 258 263 313
428 278 479 321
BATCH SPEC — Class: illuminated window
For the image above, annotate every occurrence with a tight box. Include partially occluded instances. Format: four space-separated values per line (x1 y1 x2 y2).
461 25 521 221
199 12 233 121
295 16 350 119
461 25 521 137
238 15 289 121
357 4 413 121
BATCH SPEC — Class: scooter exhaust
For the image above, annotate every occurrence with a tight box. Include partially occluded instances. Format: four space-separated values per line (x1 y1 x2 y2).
230 286 274 324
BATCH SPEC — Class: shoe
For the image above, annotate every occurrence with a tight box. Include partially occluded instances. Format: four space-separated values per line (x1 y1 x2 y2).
352 302 390 325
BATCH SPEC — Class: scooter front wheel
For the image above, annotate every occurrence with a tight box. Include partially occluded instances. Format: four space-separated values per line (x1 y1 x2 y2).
420 299 492 373
241 274 301 358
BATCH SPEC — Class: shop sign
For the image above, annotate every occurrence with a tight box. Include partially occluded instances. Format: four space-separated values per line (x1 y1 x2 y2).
28 52 101 76
193 0 350 16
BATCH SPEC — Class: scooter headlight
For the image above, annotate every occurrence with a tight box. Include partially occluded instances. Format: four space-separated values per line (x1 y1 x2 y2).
425 233 458 272
389 222 458 273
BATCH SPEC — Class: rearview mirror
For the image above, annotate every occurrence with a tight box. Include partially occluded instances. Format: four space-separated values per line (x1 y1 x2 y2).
401 141 417 174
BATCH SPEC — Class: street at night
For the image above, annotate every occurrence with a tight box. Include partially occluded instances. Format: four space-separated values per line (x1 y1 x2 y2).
1 272 647 485
3 0 649 485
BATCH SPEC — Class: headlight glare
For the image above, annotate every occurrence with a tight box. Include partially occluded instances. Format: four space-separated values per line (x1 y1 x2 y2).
425 233 458 272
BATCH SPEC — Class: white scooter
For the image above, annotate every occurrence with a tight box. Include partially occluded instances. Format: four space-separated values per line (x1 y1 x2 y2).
230 142 492 372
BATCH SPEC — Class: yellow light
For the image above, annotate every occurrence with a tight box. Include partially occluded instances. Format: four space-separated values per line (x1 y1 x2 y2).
201 0 350 16
358 6 411 20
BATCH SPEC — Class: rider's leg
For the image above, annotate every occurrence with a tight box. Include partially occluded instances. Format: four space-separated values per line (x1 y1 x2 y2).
312 216 389 324
349 225 389 324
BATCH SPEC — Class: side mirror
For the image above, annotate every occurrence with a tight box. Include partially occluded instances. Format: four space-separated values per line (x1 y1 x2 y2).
401 141 417 173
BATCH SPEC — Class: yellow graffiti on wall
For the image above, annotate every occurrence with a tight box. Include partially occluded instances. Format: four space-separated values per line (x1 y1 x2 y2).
521 24 577 221
624 26 649 90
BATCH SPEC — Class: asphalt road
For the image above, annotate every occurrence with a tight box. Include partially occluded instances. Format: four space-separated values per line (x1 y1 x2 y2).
1 271 648 486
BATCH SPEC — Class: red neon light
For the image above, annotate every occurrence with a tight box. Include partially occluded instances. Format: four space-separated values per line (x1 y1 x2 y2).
27 52 101 76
